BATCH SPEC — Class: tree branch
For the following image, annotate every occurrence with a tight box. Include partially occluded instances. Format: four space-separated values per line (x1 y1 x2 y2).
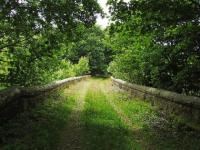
0 37 31 52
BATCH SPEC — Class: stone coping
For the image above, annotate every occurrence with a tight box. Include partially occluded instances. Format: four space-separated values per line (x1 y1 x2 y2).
0 75 90 109
111 77 200 109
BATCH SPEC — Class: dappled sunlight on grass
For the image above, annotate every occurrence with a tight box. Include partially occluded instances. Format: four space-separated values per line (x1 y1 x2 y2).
1 78 200 150
0 80 88 150
82 84 140 150
0 91 76 150
101 78 200 150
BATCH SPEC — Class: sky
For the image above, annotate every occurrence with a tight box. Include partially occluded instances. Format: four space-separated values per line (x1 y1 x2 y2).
96 0 110 29
96 0 130 29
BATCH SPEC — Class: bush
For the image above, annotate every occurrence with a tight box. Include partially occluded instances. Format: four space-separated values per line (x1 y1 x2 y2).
73 57 90 76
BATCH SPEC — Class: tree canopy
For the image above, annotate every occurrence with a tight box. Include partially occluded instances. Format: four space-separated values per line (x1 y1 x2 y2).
0 0 199 97
0 0 102 51
0 0 102 87
107 0 200 96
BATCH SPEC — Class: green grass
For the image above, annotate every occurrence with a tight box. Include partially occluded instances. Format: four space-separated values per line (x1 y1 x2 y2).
0 90 77 150
107 84 200 150
82 85 141 150
1 78 200 150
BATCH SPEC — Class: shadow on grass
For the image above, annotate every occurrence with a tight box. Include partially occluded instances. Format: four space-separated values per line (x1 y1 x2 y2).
82 122 137 150
82 107 200 150
1 78 200 150
110 88 200 150
0 91 75 150
1 102 199 150
0 105 137 150
80 103 141 150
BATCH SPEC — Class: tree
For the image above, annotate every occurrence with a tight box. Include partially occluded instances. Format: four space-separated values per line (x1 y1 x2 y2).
108 0 200 96
0 0 102 51
0 0 102 87
66 26 114 75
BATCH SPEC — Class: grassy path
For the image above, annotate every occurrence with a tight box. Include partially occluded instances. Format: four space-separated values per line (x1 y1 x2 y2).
74 78 200 150
1 77 200 150
58 80 90 150
81 79 138 150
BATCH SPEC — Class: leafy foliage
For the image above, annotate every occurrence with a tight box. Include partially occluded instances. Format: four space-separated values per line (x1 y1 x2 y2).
0 0 101 87
66 26 114 75
0 0 102 51
107 0 200 96
1 0 199 97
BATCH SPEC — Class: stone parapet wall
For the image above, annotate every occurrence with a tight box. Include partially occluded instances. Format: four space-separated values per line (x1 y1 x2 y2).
111 77 200 127
0 75 90 120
